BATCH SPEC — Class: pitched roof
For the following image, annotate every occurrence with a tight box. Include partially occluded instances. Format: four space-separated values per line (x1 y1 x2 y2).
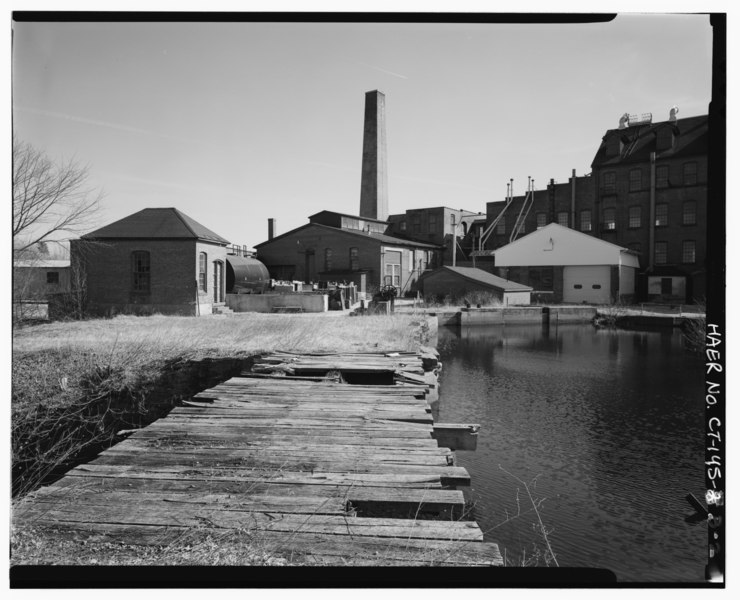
82 208 230 245
254 222 441 249
591 114 708 168
428 266 533 292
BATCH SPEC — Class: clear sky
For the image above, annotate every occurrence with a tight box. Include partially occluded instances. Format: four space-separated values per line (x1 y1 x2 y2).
12 13 714 250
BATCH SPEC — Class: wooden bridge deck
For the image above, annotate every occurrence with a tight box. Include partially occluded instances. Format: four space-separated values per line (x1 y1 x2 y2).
13 351 502 567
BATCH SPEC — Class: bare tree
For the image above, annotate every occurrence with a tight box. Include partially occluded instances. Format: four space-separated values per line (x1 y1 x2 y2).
13 136 102 254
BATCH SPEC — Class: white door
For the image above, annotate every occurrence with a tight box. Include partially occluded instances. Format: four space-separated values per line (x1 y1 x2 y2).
563 266 611 304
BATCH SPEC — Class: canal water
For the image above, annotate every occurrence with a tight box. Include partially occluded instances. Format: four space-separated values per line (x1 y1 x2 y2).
433 322 706 583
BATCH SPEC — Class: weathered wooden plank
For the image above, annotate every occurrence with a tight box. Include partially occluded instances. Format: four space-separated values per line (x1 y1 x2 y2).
90 449 453 469
25 489 349 515
120 430 439 447
27 485 464 520
116 438 450 456
156 416 433 428
168 407 433 424
66 462 469 486
124 421 435 437
15 505 483 541
64 464 448 488
31 474 442 499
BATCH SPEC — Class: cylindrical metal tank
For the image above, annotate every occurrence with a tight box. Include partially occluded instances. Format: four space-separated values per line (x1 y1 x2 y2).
225 256 270 294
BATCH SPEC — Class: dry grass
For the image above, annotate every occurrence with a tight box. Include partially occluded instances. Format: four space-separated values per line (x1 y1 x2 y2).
13 312 423 358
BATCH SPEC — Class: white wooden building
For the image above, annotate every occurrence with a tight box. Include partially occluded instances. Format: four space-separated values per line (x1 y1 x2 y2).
491 223 640 304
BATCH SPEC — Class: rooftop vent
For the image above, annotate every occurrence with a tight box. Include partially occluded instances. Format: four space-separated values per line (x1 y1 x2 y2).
669 105 679 122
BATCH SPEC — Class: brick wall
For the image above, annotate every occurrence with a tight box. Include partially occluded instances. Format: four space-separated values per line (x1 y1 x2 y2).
73 239 228 316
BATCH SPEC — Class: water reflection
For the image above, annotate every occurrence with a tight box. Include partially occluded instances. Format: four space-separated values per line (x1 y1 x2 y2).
434 323 705 582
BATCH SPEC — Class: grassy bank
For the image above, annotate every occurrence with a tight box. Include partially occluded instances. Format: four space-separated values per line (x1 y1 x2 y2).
12 313 430 498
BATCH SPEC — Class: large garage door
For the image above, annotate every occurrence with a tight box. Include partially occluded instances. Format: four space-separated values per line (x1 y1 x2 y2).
563 266 611 304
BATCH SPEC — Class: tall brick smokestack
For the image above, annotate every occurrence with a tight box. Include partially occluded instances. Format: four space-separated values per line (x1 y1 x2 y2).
360 90 388 221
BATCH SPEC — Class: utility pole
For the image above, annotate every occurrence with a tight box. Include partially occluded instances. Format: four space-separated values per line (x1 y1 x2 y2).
451 214 457 267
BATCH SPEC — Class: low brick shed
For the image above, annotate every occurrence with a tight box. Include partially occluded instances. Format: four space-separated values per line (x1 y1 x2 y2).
419 266 532 305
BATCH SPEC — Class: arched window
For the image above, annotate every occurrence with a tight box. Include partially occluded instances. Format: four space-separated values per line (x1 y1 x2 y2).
131 251 151 293
199 252 208 291
324 248 333 272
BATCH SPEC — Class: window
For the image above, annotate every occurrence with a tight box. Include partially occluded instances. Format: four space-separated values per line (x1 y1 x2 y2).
683 162 697 186
655 242 668 265
656 165 669 188
655 204 668 227
580 210 592 232
349 247 359 271
412 214 421 234
428 214 437 233
603 172 616 193
682 240 696 264
628 206 641 228
384 263 401 287
496 216 506 235
629 169 642 192
46 272 59 285
198 252 207 291
132 251 151 293
324 248 333 271
557 212 569 227
450 214 456 227
592 284 602 290
683 201 697 226
603 208 616 230
399 221 407 232
536 212 547 229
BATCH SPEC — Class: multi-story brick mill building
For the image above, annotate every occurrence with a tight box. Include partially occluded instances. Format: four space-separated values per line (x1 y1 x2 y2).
483 109 708 303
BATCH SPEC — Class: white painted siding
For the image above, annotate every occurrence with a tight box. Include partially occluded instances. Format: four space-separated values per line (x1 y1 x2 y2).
503 291 532 306
563 266 611 304
619 265 637 298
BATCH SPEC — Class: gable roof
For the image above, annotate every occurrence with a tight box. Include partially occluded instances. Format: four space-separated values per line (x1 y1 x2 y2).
82 208 230 245
493 223 639 268
254 222 441 250
427 266 533 292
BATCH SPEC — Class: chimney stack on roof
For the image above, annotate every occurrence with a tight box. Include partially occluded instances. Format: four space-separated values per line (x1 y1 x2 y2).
268 218 276 241
359 90 389 222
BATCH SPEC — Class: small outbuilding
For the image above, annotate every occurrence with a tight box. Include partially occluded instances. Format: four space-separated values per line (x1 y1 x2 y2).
491 223 640 304
419 266 532 306
72 207 232 316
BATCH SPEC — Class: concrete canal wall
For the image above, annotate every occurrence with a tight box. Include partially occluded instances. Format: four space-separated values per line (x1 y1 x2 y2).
428 306 597 326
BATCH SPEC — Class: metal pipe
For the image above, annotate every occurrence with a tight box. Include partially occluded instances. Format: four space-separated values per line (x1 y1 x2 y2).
571 168 576 229
649 152 656 270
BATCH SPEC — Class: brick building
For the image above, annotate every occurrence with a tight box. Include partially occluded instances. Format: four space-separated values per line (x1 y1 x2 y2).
386 207 485 266
254 211 440 295
71 208 231 316
483 110 708 303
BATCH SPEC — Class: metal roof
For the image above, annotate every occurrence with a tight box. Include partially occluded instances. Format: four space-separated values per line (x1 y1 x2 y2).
82 208 230 245
254 222 441 250
427 266 533 292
